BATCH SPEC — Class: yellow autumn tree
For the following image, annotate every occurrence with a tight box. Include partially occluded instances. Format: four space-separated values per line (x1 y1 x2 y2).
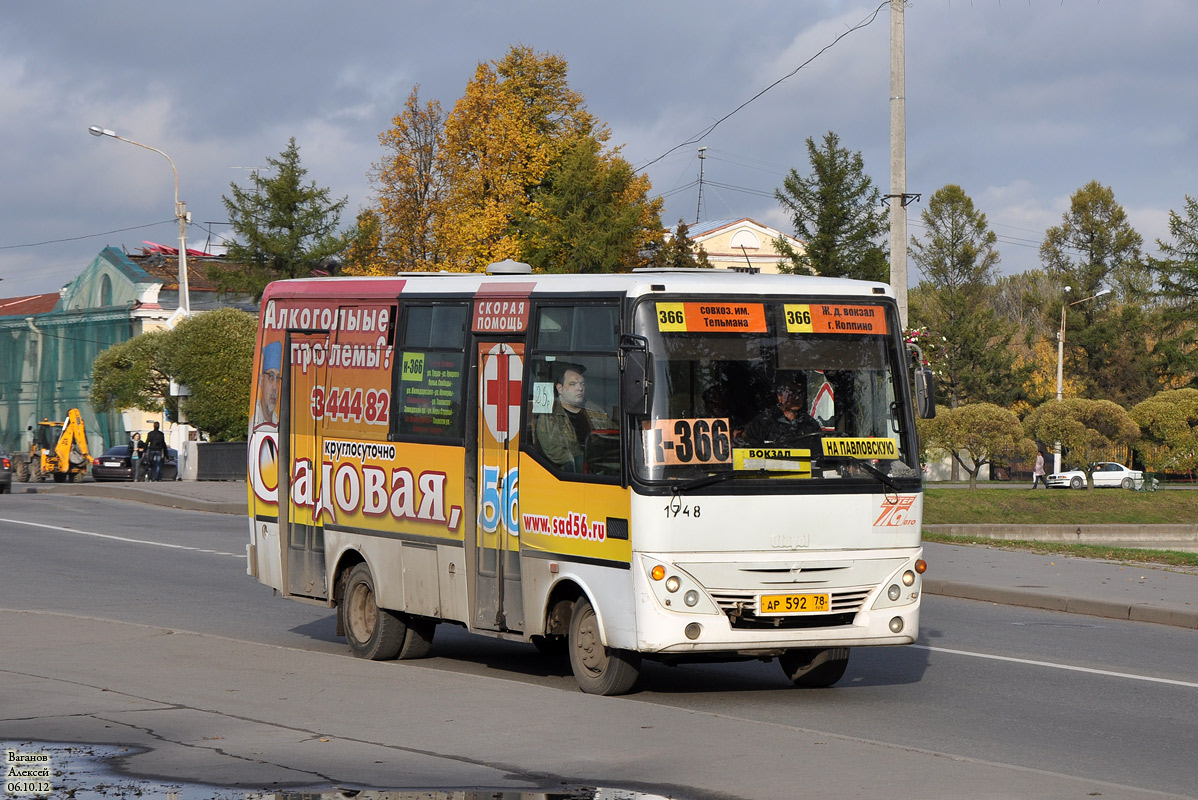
434 46 600 272
341 209 389 276
1011 337 1083 417
365 86 445 272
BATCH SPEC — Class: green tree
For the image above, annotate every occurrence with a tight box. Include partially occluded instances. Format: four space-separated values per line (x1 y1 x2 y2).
918 403 1035 490
774 131 887 280
909 185 1023 407
89 329 174 417
1023 399 1140 490
647 220 712 269
517 135 661 273
1148 195 1198 387
1041 181 1147 302
157 309 257 441
212 138 348 299
1040 182 1155 406
89 309 257 442
1130 388 1198 476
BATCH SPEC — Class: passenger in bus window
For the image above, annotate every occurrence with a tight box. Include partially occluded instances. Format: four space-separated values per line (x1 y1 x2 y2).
532 362 615 472
743 375 821 447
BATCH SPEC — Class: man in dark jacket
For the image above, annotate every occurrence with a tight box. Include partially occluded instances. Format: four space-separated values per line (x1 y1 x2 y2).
744 376 821 447
144 422 168 481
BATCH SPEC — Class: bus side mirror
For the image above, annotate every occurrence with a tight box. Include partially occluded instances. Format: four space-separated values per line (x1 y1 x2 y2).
915 366 935 419
907 342 936 419
619 335 653 416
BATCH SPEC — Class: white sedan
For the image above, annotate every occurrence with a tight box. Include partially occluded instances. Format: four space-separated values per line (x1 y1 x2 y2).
1046 461 1144 489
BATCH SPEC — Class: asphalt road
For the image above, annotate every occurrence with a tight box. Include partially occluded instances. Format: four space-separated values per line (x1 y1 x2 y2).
2 494 1196 799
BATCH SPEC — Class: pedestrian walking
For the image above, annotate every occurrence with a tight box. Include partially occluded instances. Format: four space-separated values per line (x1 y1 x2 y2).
130 432 144 481
1032 451 1048 489
145 422 167 482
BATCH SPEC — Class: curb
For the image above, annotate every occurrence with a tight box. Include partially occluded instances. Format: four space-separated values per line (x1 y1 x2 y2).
14 482 246 516
923 523 1198 546
922 579 1198 630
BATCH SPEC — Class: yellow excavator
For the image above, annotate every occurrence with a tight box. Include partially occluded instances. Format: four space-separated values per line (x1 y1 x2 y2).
16 409 91 483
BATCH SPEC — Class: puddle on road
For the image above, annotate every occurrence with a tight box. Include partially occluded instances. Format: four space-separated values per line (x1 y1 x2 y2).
2 742 679 800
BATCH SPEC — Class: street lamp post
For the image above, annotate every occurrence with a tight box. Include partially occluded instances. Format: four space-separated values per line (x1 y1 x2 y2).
88 126 190 317
1052 286 1112 472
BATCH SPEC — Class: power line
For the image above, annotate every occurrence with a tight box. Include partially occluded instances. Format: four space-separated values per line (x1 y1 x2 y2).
0 220 177 250
636 1 890 173
705 180 777 200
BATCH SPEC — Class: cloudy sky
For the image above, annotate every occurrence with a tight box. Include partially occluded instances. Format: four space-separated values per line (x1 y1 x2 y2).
1 1 1194 299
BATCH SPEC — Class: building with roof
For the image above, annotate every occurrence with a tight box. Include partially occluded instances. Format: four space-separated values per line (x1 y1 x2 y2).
0 245 252 460
681 218 807 274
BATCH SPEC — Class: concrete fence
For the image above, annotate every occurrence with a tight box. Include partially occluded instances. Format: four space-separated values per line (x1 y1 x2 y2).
178 441 247 481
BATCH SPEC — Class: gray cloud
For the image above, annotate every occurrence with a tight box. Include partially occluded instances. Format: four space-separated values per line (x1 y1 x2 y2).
2 1 1194 298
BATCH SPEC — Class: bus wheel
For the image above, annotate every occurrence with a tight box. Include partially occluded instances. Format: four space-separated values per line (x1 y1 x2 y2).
568 597 641 695
342 563 406 660
779 647 850 688
396 616 436 659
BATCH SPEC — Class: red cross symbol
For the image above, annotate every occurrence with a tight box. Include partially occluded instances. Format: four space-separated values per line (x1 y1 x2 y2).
482 347 522 439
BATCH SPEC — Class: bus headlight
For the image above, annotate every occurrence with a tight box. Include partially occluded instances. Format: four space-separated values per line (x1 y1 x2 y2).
640 557 718 615
871 556 923 611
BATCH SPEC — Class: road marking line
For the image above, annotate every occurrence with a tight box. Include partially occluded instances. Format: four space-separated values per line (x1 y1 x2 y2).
0 517 243 558
915 644 1198 688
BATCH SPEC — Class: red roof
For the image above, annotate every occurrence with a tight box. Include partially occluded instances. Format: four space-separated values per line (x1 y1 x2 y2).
0 293 60 317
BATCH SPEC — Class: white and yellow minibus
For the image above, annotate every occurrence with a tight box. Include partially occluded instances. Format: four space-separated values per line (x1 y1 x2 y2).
246 264 934 695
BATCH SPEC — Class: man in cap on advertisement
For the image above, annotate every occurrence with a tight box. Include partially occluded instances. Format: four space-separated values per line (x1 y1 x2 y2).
253 341 282 430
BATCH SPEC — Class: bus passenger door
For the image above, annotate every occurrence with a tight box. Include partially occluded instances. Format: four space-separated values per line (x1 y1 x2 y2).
474 341 524 632
281 330 330 601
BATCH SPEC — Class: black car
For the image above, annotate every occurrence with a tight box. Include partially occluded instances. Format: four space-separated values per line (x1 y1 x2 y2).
0 444 12 494
91 445 178 482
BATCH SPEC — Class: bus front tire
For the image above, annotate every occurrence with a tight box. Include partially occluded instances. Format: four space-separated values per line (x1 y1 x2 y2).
568 597 641 696
342 563 406 660
779 647 850 688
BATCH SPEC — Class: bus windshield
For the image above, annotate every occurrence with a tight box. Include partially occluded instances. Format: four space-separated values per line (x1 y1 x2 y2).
631 297 920 486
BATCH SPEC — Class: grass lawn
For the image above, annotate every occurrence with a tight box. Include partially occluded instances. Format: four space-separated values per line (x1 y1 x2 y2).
923 486 1197 525
922 486 1198 568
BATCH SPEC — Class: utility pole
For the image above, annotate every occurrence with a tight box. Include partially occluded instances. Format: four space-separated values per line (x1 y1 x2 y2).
695 147 707 224
888 0 910 328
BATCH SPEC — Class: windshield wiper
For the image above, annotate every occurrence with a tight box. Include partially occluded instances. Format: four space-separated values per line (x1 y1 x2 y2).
671 468 811 493
820 455 904 494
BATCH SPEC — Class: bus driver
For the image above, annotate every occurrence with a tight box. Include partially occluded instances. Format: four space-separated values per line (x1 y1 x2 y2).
743 375 821 447
533 363 614 472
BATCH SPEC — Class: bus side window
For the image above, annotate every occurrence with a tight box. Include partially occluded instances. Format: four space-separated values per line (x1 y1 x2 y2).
393 303 469 441
527 303 621 478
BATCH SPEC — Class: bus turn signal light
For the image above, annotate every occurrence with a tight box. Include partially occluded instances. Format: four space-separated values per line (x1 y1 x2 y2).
915 559 927 574
651 565 666 581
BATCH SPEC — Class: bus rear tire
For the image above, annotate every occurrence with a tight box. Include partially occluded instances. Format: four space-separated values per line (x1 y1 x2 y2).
396 616 437 659
568 597 641 696
779 647 849 688
342 563 406 660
